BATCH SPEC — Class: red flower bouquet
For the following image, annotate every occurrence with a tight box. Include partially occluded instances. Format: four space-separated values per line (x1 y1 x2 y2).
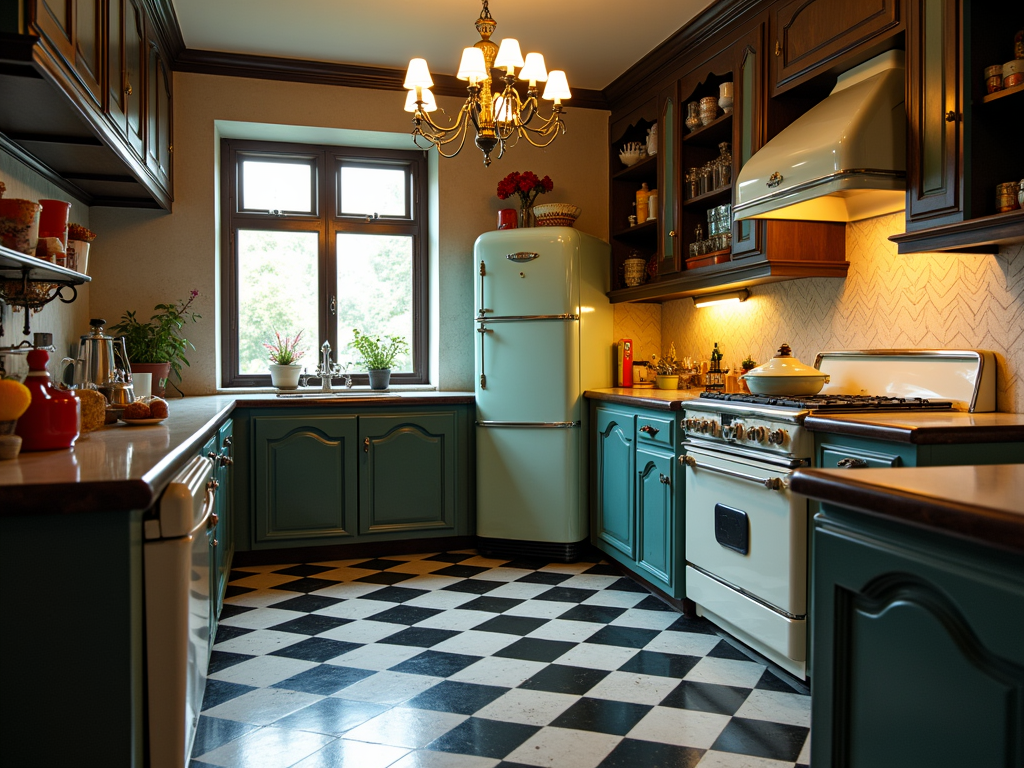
496 171 554 217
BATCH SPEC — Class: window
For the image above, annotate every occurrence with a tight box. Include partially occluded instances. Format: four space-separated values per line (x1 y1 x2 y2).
221 140 428 387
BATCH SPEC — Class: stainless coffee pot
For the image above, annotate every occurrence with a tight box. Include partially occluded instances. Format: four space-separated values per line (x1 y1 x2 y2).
61 318 131 391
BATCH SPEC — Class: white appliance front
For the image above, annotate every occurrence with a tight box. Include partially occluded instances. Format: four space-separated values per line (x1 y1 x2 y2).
475 229 580 317
684 446 807 615
144 456 215 768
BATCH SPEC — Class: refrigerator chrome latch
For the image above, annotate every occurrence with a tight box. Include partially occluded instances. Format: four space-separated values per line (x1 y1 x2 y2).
479 373 486 389
479 261 486 276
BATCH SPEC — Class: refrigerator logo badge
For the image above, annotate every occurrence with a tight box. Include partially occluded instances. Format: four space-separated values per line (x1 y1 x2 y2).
506 252 539 262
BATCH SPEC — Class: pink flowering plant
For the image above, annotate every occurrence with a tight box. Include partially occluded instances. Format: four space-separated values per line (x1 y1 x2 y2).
264 329 307 366
496 170 554 211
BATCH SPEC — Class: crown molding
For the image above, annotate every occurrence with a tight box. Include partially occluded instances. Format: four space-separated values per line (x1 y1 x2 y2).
602 0 762 110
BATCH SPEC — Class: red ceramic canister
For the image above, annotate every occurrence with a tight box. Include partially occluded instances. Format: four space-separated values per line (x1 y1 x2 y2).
497 208 518 230
37 199 72 246
15 349 80 451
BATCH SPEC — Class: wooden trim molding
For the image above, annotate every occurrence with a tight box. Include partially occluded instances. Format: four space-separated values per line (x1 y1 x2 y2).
173 47 609 110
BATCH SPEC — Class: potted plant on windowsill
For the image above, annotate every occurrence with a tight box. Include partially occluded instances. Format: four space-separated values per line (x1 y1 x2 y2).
350 329 409 390
264 329 307 390
111 291 200 397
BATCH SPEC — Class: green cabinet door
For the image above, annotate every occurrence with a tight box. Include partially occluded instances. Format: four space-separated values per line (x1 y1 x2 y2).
253 415 359 543
359 413 457 535
813 506 1024 767
594 407 635 559
636 445 676 592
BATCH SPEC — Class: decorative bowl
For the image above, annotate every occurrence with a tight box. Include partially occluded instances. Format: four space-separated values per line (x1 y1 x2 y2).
619 142 642 167
533 203 581 227
740 343 830 395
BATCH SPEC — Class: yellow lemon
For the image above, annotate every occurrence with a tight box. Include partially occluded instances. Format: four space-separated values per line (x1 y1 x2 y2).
0 378 32 421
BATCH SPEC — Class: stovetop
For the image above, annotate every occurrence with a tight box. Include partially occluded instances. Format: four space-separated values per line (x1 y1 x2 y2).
698 391 955 412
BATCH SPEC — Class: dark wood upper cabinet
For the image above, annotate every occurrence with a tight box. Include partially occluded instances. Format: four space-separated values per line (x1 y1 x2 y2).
75 0 102 108
147 39 172 192
771 0 903 96
124 0 146 158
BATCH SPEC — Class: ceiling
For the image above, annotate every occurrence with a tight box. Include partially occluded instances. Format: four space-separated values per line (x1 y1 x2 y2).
170 0 710 92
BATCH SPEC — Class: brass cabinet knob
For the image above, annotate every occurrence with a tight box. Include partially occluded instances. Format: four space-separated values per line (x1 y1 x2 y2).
945 110 957 122
775 40 781 56
659 473 670 485
639 424 660 437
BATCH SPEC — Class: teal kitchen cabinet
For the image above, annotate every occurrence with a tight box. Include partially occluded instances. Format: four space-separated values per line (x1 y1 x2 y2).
253 414 360 545
592 403 684 597
360 413 457 535
793 466 1024 768
244 405 473 550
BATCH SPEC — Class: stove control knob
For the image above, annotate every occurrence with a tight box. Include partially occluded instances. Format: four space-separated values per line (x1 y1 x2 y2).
751 426 767 442
709 421 720 437
722 425 733 439
733 424 745 441
698 420 710 434
768 428 787 445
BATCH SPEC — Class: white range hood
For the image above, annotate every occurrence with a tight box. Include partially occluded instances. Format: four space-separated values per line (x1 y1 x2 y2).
734 50 906 222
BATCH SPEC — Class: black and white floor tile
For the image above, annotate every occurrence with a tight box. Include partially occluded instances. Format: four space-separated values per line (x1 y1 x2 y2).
190 550 811 768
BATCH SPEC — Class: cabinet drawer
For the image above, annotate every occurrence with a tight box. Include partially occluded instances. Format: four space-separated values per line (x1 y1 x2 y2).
635 413 675 450
820 443 902 469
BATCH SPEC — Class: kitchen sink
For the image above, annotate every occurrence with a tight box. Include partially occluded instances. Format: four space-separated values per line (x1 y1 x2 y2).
275 390 396 398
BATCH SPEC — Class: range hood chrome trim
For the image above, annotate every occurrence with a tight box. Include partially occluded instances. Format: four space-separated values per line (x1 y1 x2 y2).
734 169 906 215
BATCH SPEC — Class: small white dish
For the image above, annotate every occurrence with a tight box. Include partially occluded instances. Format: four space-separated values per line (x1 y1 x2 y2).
120 417 168 426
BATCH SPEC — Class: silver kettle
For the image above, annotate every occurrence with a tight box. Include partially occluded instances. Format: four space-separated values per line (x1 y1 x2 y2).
60 318 131 391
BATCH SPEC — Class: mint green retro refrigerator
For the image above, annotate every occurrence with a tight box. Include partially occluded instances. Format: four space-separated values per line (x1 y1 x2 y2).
474 228 612 561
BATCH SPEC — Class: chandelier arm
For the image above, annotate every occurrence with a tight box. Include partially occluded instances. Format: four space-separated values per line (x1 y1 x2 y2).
513 120 567 149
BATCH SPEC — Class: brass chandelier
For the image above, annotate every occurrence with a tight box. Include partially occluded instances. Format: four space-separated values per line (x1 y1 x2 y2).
403 0 571 166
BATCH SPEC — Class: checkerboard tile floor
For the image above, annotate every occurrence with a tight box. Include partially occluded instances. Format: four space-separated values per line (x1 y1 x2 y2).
190 550 811 768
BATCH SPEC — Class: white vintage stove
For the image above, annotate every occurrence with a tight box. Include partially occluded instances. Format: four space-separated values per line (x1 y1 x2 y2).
680 350 997 678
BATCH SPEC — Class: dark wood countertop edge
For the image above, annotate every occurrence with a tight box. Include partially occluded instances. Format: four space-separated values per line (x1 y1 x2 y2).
791 469 1024 554
0 480 154 517
584 390 688 411
803 416 1024 444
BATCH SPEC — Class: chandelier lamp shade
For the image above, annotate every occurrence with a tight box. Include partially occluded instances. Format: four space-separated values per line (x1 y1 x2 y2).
403 0 571 166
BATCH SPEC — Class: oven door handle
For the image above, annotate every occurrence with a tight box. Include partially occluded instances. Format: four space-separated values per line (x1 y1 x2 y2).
681 454 787 491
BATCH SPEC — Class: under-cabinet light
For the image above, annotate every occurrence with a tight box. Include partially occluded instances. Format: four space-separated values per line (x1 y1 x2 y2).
693 289 749 308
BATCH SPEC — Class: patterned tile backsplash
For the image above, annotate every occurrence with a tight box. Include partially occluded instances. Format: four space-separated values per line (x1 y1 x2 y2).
615 213 1024 413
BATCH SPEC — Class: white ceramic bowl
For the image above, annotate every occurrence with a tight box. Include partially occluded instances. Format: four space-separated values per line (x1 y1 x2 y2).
740 373 829 396
619 141 643 167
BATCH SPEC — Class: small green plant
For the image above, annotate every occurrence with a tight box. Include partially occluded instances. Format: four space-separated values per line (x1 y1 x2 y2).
263 329 306 366
350 329 408 371
651 343 681 375
741 354 757 370
111 290 200 383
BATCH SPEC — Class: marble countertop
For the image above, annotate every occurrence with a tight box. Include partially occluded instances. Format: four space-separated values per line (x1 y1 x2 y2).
0 391 474 516
585 388 704 410
803 411 1024 443
791 464 1024 554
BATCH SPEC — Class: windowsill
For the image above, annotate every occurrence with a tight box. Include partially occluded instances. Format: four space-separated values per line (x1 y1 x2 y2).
217 385 440 395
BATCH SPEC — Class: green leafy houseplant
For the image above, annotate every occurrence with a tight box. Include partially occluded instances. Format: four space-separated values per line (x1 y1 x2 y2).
741 354 758 371
111 290 200 383
651 343 681 375
263 329 306 366
349 329 408 371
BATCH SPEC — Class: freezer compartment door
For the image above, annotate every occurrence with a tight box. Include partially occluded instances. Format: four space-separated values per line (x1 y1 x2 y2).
475 229 580 317
476 319 579 422
476 424 584 543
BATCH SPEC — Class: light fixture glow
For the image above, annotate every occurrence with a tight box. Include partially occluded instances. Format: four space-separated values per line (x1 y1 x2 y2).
692 289 750 308
404 0 569 166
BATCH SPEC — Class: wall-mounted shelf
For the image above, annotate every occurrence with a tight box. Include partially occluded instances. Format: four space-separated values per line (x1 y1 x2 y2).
0 244 92 285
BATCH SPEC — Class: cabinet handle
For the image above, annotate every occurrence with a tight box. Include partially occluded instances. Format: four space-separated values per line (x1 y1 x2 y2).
209 512 219 529
682 454 785 491
836 457 869 469
219 455 234 467
364 437 370 453
223 436 232 448
212 539 218 547
639 424 660 437
669 230 676 237
775 40 781 56
330 295 337 316
124 80 133 96
659 473 670 485
944 110 957 122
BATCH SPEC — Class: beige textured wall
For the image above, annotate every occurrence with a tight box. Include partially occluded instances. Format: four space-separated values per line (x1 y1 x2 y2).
89 73 610 393
651 212 1024 413
0 152 91 379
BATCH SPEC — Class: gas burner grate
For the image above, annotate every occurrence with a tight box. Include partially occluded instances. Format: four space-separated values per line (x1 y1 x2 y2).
698 391 954 411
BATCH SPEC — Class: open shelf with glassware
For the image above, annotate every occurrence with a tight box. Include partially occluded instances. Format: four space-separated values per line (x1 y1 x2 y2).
0 243 91 335
608 112 659 290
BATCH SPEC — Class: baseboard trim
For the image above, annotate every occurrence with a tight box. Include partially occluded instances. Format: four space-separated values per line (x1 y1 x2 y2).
232 535 477 567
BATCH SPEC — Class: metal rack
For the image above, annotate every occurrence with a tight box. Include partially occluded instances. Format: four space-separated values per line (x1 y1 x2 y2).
0 243 91 336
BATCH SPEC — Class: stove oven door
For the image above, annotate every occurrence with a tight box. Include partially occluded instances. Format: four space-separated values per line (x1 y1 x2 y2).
683 443 808 675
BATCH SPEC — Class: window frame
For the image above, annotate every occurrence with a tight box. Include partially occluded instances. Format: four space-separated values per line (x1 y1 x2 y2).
221 139 428 388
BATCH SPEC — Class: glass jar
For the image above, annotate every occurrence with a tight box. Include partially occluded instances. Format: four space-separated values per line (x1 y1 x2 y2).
686 169 698 199
685 102 701 133
717 142 732 187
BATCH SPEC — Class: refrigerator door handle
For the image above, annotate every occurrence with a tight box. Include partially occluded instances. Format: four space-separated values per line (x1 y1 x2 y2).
477 420 582 428
475 313 580 323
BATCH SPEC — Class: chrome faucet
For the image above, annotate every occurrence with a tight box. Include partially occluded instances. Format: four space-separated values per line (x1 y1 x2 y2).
306 340 341 392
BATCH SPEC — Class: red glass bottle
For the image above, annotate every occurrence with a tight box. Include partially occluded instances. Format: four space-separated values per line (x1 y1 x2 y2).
15 349 80 451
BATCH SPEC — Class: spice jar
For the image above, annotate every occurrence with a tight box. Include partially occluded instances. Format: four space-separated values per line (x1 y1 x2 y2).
996 182 1021 213
985 65 1004 94
1004 59 1024 89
